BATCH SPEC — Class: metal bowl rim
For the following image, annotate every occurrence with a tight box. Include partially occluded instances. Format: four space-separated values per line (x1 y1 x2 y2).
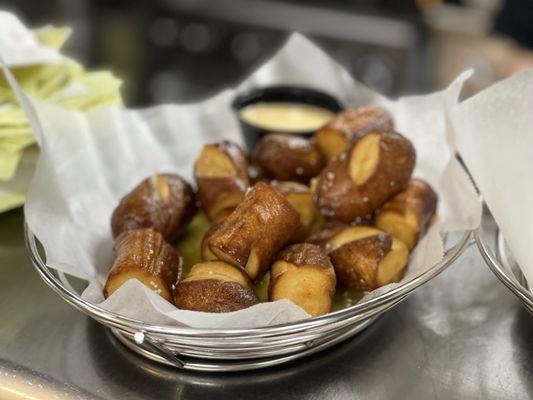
475 209 533 309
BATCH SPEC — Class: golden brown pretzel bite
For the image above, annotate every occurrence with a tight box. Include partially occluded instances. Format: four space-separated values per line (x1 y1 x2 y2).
207 182 301 281
314 132 416 223
315 106 394 161
174 261 259 312
375 178 438 249
252 133 324 183
269 243 336 317
247 161 268 185
270 181 321 241
195 141 250 224
201 223 220 262
324 226 409 291
104 228 182 302
305 224 347 248
111 173 197 244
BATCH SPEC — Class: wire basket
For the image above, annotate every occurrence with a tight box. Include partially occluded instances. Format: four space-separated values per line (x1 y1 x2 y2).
476 206 533 314
25 222 472 372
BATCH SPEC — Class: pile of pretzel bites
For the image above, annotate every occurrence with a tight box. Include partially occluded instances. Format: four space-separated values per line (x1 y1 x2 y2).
104 106 437 317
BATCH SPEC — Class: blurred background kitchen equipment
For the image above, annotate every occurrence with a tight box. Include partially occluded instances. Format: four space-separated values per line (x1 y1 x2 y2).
4 0 532 108
4 0 532 215
2 1 531 204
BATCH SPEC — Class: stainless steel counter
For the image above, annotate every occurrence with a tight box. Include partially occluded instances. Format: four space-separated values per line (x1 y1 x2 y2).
1 208 532 399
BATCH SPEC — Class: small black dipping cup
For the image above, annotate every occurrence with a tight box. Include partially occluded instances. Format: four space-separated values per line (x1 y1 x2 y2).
232 86 343 151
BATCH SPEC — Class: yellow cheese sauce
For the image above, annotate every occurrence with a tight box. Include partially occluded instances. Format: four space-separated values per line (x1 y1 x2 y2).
239 102 335 132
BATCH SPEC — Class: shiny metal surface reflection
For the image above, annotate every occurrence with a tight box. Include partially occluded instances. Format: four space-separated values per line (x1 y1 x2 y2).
0 359 103 400
1 208 532 399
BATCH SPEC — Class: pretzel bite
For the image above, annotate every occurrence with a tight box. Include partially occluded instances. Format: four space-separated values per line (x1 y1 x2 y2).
207 182 301 281
195 141 250 224
314 132 416 223
104 229 182 302
375 178 438 249
201 223 220 262
111 174 197 243
306 224 347 248
252 133 324 183
269 243 336 316
270 181 321 241
325 226 409 291
248 161 268 185
315 106 394 161
174 261 259 312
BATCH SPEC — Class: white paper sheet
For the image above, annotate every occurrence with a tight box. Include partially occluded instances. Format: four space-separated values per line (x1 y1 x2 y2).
0 11 63 67
451 70 533 287
11 34 481 328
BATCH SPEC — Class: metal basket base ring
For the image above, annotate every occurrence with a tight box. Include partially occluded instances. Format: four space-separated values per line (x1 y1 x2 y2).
109 316 379 372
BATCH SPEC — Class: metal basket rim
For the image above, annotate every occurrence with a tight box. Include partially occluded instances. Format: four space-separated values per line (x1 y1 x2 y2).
25 219 472 338
109 317 378 372
475 210 533 309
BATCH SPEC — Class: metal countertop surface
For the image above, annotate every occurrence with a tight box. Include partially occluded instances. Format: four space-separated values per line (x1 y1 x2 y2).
1 208 532 400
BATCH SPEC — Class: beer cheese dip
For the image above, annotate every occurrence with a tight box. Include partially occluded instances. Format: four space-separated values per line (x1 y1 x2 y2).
239 102 335 132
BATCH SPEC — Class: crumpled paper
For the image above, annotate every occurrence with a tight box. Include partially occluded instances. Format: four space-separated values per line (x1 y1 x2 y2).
450 69 533 289
0 11 122 213
10 34 481 328
0 11 63 67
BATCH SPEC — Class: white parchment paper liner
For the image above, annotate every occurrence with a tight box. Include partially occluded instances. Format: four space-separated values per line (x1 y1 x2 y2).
450 70 533 288
0 11 63 67
8 34 481 328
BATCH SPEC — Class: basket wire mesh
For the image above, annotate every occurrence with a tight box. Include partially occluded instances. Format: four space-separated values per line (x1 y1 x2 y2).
476 206 533 315
25 222 472 372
